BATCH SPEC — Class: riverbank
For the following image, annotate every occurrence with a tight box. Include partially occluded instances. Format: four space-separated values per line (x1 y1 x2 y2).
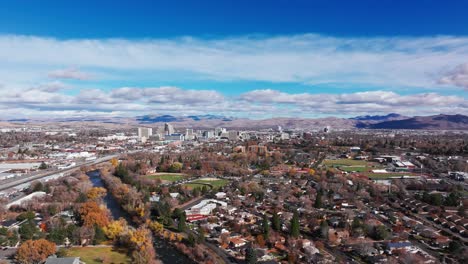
87 170 196 264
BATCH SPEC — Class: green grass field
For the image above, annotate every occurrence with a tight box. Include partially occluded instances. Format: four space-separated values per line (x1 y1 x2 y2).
323 159 368 166
192 179 229 188
340 166 368 172
182 179 229 190
64 246 130 264
146 173 186 182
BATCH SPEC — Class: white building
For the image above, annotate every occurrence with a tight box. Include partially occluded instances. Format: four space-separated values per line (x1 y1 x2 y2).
203 131 215 139
215 192 227 199
280 132 290 140
185 128 195 140
215 127 226 136
165 133 184 141
185 199 227 216
138 127 153 140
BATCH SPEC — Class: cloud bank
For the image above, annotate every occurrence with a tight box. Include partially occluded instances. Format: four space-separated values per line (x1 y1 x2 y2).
0 33 466 118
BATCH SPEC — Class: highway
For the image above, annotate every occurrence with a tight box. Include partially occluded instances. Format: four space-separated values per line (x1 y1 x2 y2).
0 154 119 192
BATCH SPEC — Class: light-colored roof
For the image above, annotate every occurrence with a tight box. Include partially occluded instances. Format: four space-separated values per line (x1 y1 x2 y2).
44 257 80 264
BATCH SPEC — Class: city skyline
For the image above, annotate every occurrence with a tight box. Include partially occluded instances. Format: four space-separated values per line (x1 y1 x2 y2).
0 1 467 119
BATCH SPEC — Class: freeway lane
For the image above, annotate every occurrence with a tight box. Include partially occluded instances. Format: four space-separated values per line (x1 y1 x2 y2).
0 154 119 192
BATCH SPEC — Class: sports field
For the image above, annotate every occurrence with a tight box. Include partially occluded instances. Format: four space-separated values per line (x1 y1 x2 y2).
323 159 368 166
146 173 186 182
182 178 229 190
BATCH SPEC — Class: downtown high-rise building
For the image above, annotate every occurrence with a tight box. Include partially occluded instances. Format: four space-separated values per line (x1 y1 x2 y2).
138 127 153 140
164 123 175 135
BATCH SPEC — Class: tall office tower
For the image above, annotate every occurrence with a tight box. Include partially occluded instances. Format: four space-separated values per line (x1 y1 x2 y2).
203 131 215 138
138 127 153 139
214 127 226 136
185 128 194 140
164 123 175 135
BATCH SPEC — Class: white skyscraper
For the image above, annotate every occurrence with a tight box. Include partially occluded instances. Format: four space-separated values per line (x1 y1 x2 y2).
138 127 153 140
185 128 195 140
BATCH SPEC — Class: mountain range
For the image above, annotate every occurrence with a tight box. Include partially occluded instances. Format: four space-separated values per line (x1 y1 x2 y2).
2 114 468 130
361 114 468 130
350 113 408 121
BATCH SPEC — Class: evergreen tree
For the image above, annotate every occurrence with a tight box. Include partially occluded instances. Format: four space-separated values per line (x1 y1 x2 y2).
290 211 300 238
197 229 205 243
39 161 48 170
373 225 389 240
314 190 323 208
320 220 329 239
201 185 209 195
195 160 202 170
93 225 106 244
47 227 66 244
115 163 129 179
444 192 461 207
262 214 270 239
351 217 362 230
272 212 281 231
178 213 186 232
187 233 196 247
245 244 257 264
192 187 200 197
172 208 183 218
19 219 38 240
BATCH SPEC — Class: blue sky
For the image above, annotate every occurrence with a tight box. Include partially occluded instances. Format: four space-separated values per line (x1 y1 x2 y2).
0 0 467 119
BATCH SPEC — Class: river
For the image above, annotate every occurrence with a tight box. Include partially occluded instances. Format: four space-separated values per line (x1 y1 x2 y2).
87 170 196 264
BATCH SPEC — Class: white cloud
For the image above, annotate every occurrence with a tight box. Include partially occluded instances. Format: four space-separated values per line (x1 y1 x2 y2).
239 89 467 116
0 86 233 118
438 63 468 90
48 67 92 80
109 87 224 104
31 81 68 92
0 33 467 118
0 86 465 119
0 34 467 88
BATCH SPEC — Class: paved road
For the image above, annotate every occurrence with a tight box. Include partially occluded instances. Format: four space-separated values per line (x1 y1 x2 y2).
0 247 16 262
0 154 118 192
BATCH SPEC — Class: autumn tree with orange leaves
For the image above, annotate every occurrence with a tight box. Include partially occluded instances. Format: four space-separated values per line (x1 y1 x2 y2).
87 187 107 201
16 239 56 264
78 201 109 228
103 218 128 241
110 158 119 167
129 227 158 264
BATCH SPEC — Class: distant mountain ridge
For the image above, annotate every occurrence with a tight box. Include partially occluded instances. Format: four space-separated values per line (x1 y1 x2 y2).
363 114 468 130
136 114 234 124
350 113 407 121
2 114 468 130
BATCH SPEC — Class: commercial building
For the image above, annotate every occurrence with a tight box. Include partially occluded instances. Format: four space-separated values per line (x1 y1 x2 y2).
185 128 195 140
203 131 215 139
164 123 175 135
165 133 184 141
138 127 153 139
